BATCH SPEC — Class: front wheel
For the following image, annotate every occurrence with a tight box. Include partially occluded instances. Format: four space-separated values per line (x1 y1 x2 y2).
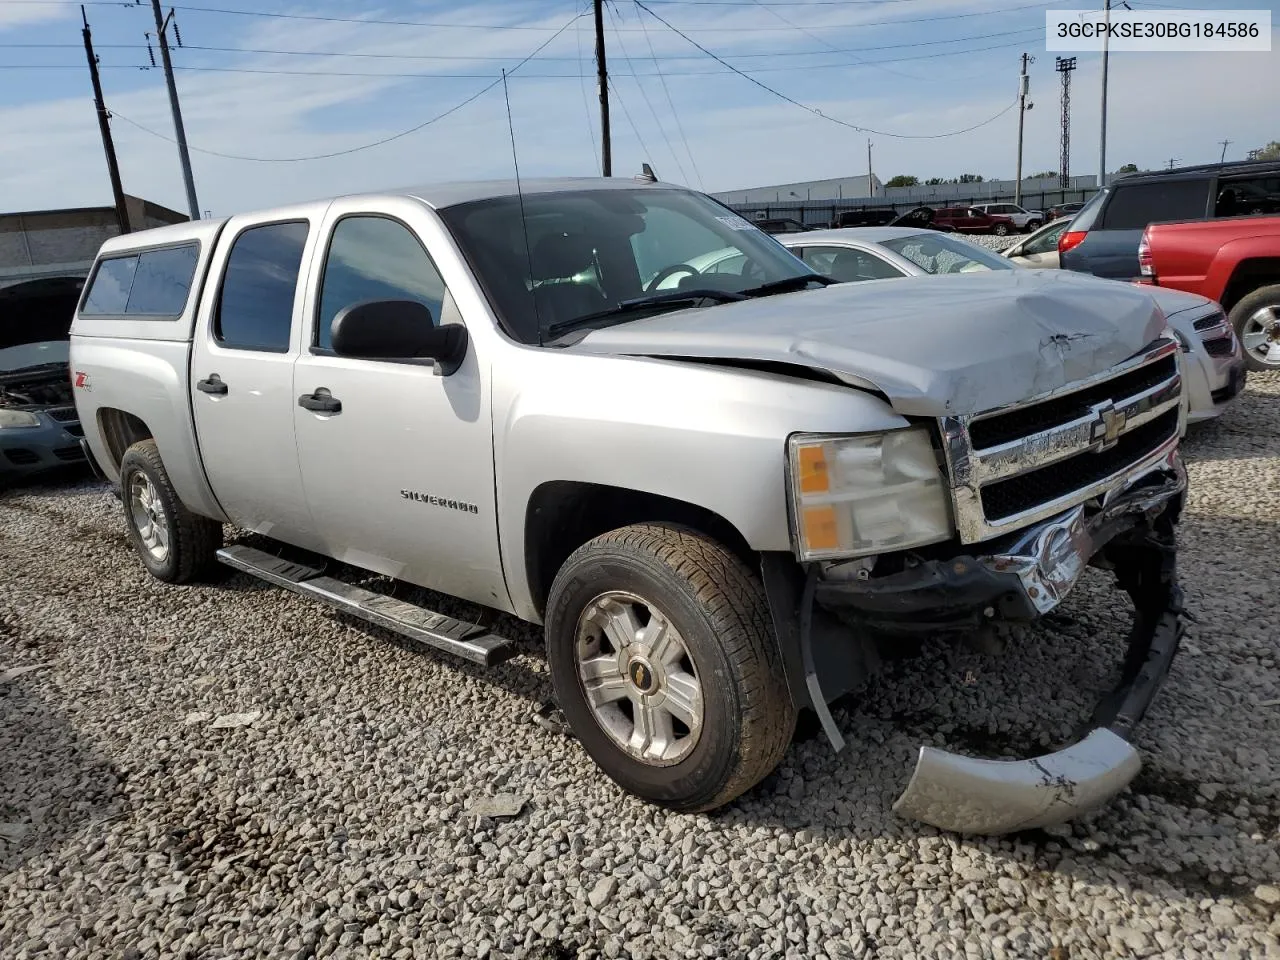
1024 220 1042 232
1229 284 1280 371
993 222 1010 236
545 523 796 813
119 439 223 583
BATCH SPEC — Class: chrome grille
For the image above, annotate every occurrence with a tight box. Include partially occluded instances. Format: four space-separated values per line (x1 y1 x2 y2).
940 336 1184 543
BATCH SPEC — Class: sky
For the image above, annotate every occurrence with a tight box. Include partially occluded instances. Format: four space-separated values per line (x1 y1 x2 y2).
0 0 1276 217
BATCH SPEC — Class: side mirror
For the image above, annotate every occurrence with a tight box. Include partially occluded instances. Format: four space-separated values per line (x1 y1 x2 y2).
330 299 468 376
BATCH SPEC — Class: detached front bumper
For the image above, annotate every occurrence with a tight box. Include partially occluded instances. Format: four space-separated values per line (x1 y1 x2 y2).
806 449 1187 835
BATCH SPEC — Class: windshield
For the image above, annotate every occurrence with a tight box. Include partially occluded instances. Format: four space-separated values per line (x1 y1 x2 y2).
437 187 815 343
877 233 1015 275
0 340 70 375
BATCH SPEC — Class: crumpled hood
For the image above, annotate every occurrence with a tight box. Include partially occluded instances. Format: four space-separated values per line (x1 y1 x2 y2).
570 270 1168 417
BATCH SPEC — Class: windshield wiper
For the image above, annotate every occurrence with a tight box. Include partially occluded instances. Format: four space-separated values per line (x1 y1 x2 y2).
739 274 835 298
545 288 747 339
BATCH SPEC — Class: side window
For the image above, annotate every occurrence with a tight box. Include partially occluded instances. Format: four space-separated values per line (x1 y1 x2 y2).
1216 175 1280 217
125 245 200 315
1023 223 1066 255
81 255 138 314
215 221 309 352
315 216 445 352
1101 180 1211 230
79 243 200 317
704 252 747 276
803 245 905 282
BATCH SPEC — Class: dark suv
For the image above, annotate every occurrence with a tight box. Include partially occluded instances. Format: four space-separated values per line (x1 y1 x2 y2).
1059 159 1280 280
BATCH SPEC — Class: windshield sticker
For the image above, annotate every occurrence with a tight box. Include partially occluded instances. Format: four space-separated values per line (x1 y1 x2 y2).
715 215 757 232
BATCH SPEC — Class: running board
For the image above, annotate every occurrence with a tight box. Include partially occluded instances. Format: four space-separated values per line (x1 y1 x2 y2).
216 544 516 667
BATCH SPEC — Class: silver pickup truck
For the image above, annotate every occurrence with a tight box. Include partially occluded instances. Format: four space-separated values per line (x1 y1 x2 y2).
69 177 1189 834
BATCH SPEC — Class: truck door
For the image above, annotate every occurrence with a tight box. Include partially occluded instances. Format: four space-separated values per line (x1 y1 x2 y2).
290 199 508 611
189 212 324 550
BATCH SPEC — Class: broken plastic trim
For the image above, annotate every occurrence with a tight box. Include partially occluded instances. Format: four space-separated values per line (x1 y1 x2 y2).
892 475 1185 835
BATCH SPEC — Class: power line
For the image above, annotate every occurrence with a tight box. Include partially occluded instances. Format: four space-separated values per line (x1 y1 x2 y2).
574 7 600 171
633 0 703 190
109 11 588 163
605 0 690 184
634 1 1020 138
606 76 655 165
1 34 1047 78
3 0 1069 32
0 27 1048 60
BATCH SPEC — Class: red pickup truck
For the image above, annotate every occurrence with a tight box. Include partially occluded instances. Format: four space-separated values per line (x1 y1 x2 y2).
1138 214 1280 370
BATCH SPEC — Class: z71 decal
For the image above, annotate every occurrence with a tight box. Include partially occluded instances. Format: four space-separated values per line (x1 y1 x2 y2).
73 371 92 390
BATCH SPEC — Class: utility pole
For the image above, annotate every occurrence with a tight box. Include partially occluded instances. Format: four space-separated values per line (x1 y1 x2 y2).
1219 139 1232 163
1015 52 1034 206
149 0 199 220
1167 158 1179 170
81 7 129 234
593 0 611 177
1098 0 1110 190
867 139 873 198
1056 56 1077 190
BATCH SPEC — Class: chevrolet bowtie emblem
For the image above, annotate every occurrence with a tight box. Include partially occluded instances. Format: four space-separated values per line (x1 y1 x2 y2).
1094 402 1127 448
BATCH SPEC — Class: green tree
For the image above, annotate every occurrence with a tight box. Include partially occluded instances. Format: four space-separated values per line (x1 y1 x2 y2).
1115 163 1139 174
1253 141 1280 161
885 174 919 188
925 177 946 186
1028 170 1058 179
957 173 985 183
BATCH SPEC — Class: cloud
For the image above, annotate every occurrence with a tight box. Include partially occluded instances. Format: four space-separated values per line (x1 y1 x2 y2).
0 1 71 32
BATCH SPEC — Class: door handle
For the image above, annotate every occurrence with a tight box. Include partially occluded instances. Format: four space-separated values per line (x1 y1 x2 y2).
298 391 342 414
196 375 228 395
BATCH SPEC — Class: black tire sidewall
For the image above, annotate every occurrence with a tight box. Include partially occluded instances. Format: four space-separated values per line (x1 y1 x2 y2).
1229 285 1280 372
119 446 182 582
546 548 744 809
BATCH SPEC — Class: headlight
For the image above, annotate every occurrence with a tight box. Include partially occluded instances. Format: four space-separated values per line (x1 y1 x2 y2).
787 428 952 561
0 410 40 429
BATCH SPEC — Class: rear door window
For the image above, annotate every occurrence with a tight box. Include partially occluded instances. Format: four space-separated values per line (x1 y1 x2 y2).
81 243 201 317
1100 179 1211 229
215 221 309 352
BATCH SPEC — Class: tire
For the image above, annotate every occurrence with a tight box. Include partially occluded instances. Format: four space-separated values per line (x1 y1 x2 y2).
1025 220 1042 233
993 222 1010 236
1227 283 1280 372
545 523 796 813
119 439 222 583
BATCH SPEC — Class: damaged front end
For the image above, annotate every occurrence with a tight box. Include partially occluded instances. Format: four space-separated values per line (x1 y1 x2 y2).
764 336 1189 835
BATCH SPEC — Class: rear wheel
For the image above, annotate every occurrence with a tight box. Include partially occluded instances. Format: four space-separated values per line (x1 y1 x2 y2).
1228 284 1280 371
993 222 1011 236
119 439 222 583
1025 219 1042 232
545 523 796 812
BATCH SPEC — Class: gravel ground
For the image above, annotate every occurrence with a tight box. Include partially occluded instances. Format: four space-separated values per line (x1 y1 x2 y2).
2 374 1279 960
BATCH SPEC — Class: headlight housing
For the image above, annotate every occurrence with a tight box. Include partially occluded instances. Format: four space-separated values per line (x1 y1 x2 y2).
0 410 40 429
787 428 953 561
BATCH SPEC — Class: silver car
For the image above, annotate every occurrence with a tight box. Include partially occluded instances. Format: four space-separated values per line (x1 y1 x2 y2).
776 227 1246 424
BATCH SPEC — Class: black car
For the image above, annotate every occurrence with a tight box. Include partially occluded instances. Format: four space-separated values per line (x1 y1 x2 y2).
832 208 899 228
753 217 811 235
1059 159 1280 279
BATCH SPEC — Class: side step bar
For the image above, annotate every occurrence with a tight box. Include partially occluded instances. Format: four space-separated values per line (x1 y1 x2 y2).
216 544 517 667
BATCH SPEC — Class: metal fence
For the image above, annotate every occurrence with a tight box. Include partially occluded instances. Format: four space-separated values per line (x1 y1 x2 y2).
729 188 1101 229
